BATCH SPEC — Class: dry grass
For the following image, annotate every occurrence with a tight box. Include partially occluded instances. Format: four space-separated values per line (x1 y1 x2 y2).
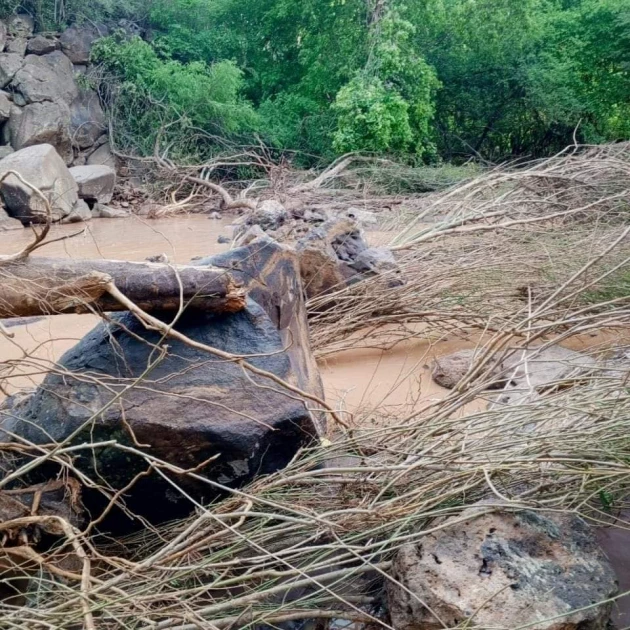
1 144 630 629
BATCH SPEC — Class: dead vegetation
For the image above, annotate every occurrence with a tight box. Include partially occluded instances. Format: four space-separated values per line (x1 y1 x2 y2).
0 144 630 628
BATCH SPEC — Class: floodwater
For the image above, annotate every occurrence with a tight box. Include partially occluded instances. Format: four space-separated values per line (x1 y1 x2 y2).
1 216 629 626
0 216 461 413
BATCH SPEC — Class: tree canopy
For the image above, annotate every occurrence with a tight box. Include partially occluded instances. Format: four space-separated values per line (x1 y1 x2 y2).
9 0 630 163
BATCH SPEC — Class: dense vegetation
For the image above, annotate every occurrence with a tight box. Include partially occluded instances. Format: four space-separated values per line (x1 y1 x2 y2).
7 0 630 163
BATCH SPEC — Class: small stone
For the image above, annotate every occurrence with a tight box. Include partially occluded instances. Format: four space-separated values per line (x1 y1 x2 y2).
63 199 92 223
217 235 231 244
96 204 128 219
121 201 130 208
208 211 221 220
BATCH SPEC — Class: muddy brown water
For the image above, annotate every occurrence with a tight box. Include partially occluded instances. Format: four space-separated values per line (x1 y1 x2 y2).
1 216 629 625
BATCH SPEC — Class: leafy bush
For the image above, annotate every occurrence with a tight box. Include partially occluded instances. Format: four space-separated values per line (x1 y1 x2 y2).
332 9 439 157
91 34 258 157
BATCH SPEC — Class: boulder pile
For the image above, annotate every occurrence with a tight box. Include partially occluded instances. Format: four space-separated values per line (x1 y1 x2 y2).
0 17 113 167
0 143 117 223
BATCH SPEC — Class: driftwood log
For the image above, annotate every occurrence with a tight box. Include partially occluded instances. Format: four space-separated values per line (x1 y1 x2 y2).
0 257 246 318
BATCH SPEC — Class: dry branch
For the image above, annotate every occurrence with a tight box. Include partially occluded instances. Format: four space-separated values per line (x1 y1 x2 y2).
0 257 246 318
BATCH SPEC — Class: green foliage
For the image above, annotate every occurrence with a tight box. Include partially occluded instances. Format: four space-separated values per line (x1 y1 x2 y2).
15 0 630 162
333 8 438 156
92 35 258 157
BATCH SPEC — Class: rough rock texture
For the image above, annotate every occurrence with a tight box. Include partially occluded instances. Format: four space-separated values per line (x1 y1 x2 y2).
0 144 78 222
431 345 596 400
26 35 59 55
0 20 7 52
6 37 26 56
0 206 21 230
6 15 33 38
86 141 115 167
6 101 73 163
0 90 11 120
70 164 115 203
59 26 99 64
0 53 23 88
12 52 78 105
0 238 324 525
93 203 128 218
297 218 402 300
0 145 13 159
63 199 91 223
388 507 618 630
247 199 288 231
69 88 105 149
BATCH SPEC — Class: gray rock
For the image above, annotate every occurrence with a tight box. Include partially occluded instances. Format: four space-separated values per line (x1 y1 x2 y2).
208 211 221 219
62 199 92 223
0 53 23 88
431 345 597 402
297 218 402 299
0 144 78 223
12 51 78 105
70 164 116 203
6 37 27 56
6 101 73 164
217 234 231 244
345 207 378 226
0 216 23 231
26 35 59 55
388 506 617 630
0 145 14 160
0 90 11 121
59 26 100 64
0 206 22 230
6 15 33 39
0 21 7 52
95 204 128 219
1 239 324 526
11 91 25 106
247 200 288 231
69 88 106 149
86 141 115 168
350 247 403 285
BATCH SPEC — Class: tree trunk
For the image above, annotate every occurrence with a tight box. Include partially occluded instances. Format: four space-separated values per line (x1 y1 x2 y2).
0 257 246 318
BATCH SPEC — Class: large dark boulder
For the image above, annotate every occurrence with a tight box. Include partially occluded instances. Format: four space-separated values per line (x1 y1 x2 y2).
0 237 324 526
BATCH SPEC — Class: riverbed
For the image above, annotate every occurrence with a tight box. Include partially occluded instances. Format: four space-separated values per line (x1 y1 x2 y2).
1 216 629 626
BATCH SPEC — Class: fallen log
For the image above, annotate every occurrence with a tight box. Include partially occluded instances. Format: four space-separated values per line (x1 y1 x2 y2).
0 257 246 318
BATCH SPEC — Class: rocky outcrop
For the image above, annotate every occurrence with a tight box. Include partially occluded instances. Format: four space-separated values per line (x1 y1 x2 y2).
388 506 617 630
297 218 403 300
0 143 78 222
0 21 110 165
70 164 115 204
0 238 324 525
